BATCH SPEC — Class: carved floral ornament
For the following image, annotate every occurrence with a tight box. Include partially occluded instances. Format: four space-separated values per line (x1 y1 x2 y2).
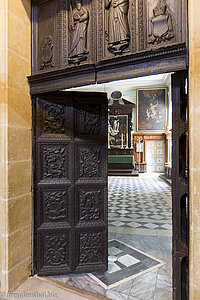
45 235 68 266
80 233 102 264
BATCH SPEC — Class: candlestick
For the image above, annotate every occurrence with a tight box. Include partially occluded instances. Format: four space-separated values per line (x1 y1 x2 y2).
121 134 123 149
108 132 111 149
130 134 133 149
125 133 129 149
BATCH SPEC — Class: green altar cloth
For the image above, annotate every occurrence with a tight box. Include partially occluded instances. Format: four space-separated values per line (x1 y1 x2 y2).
108 155 135 167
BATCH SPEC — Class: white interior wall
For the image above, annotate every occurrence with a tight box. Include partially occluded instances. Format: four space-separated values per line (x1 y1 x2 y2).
68 73 172 172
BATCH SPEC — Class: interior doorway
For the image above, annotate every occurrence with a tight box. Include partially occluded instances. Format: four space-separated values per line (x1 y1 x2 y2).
57 73 173 299
33 71 188 300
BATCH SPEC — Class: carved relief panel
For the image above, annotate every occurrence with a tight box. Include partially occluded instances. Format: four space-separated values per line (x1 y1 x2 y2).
146 0 178 48
63 0 96 67
37 142 73 182
33 0 61 74
38 185 72 226
75 185 107 225
38 230 71 273
75 100 107 139
75 229 107 271
36 98 73 139
97 0 136 60
33 0 96 74
32 0 187 82
75 144 107 181
96 0 185 61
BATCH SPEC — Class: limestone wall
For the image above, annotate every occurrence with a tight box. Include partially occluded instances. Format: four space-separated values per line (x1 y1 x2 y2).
189 1 200 299
0 0 32 292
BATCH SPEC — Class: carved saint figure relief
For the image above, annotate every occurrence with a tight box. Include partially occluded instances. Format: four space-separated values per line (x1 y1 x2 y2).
148 0 174 45
40 36 54 70
105 0 130 55
68 0 89 65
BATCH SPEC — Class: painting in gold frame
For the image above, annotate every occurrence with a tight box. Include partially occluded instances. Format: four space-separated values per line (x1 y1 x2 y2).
109 115 128 148
136 88 168 132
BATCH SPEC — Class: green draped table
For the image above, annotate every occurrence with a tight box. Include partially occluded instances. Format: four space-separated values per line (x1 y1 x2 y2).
108 155 135 168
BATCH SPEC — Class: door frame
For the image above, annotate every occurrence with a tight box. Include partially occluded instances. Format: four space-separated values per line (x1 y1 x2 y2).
31 71 189 299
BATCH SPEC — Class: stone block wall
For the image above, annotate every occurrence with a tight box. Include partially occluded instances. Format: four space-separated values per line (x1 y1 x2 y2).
0 0 32 292
189 1 200 299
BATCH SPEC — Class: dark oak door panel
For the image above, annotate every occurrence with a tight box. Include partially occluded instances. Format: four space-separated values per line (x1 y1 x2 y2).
33 91 108 275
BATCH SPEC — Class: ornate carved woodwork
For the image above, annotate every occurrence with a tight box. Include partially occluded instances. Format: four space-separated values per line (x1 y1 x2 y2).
43 146 67 179
148 0 174 45
44 191 67 221
33 91 108 275
172 71 189 300
79 147 101 178
78 105 101 135
105 0 130 55
79 232 102 264
68 1 89 65
44 235 69 266
40 36 54 70
29 0 187 93
42 102 65 134
79 190 102 221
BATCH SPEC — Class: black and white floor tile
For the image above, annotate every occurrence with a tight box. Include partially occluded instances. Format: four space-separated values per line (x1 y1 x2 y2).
51 174 172 300
108 174 172 236
89 240 164 289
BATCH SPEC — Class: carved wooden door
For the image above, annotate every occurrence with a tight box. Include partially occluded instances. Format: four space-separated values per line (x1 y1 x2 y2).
33 91 108 276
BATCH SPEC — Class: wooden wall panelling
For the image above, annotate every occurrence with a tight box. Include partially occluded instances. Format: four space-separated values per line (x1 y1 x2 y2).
133 132 166 164
30 0 188 93
31 0 97 88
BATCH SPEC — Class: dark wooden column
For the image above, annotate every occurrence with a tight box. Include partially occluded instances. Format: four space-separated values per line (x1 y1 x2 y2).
172 71 189 300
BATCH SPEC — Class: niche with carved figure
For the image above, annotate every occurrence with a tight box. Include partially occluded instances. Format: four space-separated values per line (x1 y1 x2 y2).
65 0 96 67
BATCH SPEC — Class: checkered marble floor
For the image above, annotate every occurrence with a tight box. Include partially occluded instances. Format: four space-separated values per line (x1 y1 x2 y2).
108 174 172 236
51 174 172 299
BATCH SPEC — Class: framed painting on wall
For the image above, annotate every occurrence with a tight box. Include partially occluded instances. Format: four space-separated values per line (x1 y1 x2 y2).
109 115 128 148
137 88 168 132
